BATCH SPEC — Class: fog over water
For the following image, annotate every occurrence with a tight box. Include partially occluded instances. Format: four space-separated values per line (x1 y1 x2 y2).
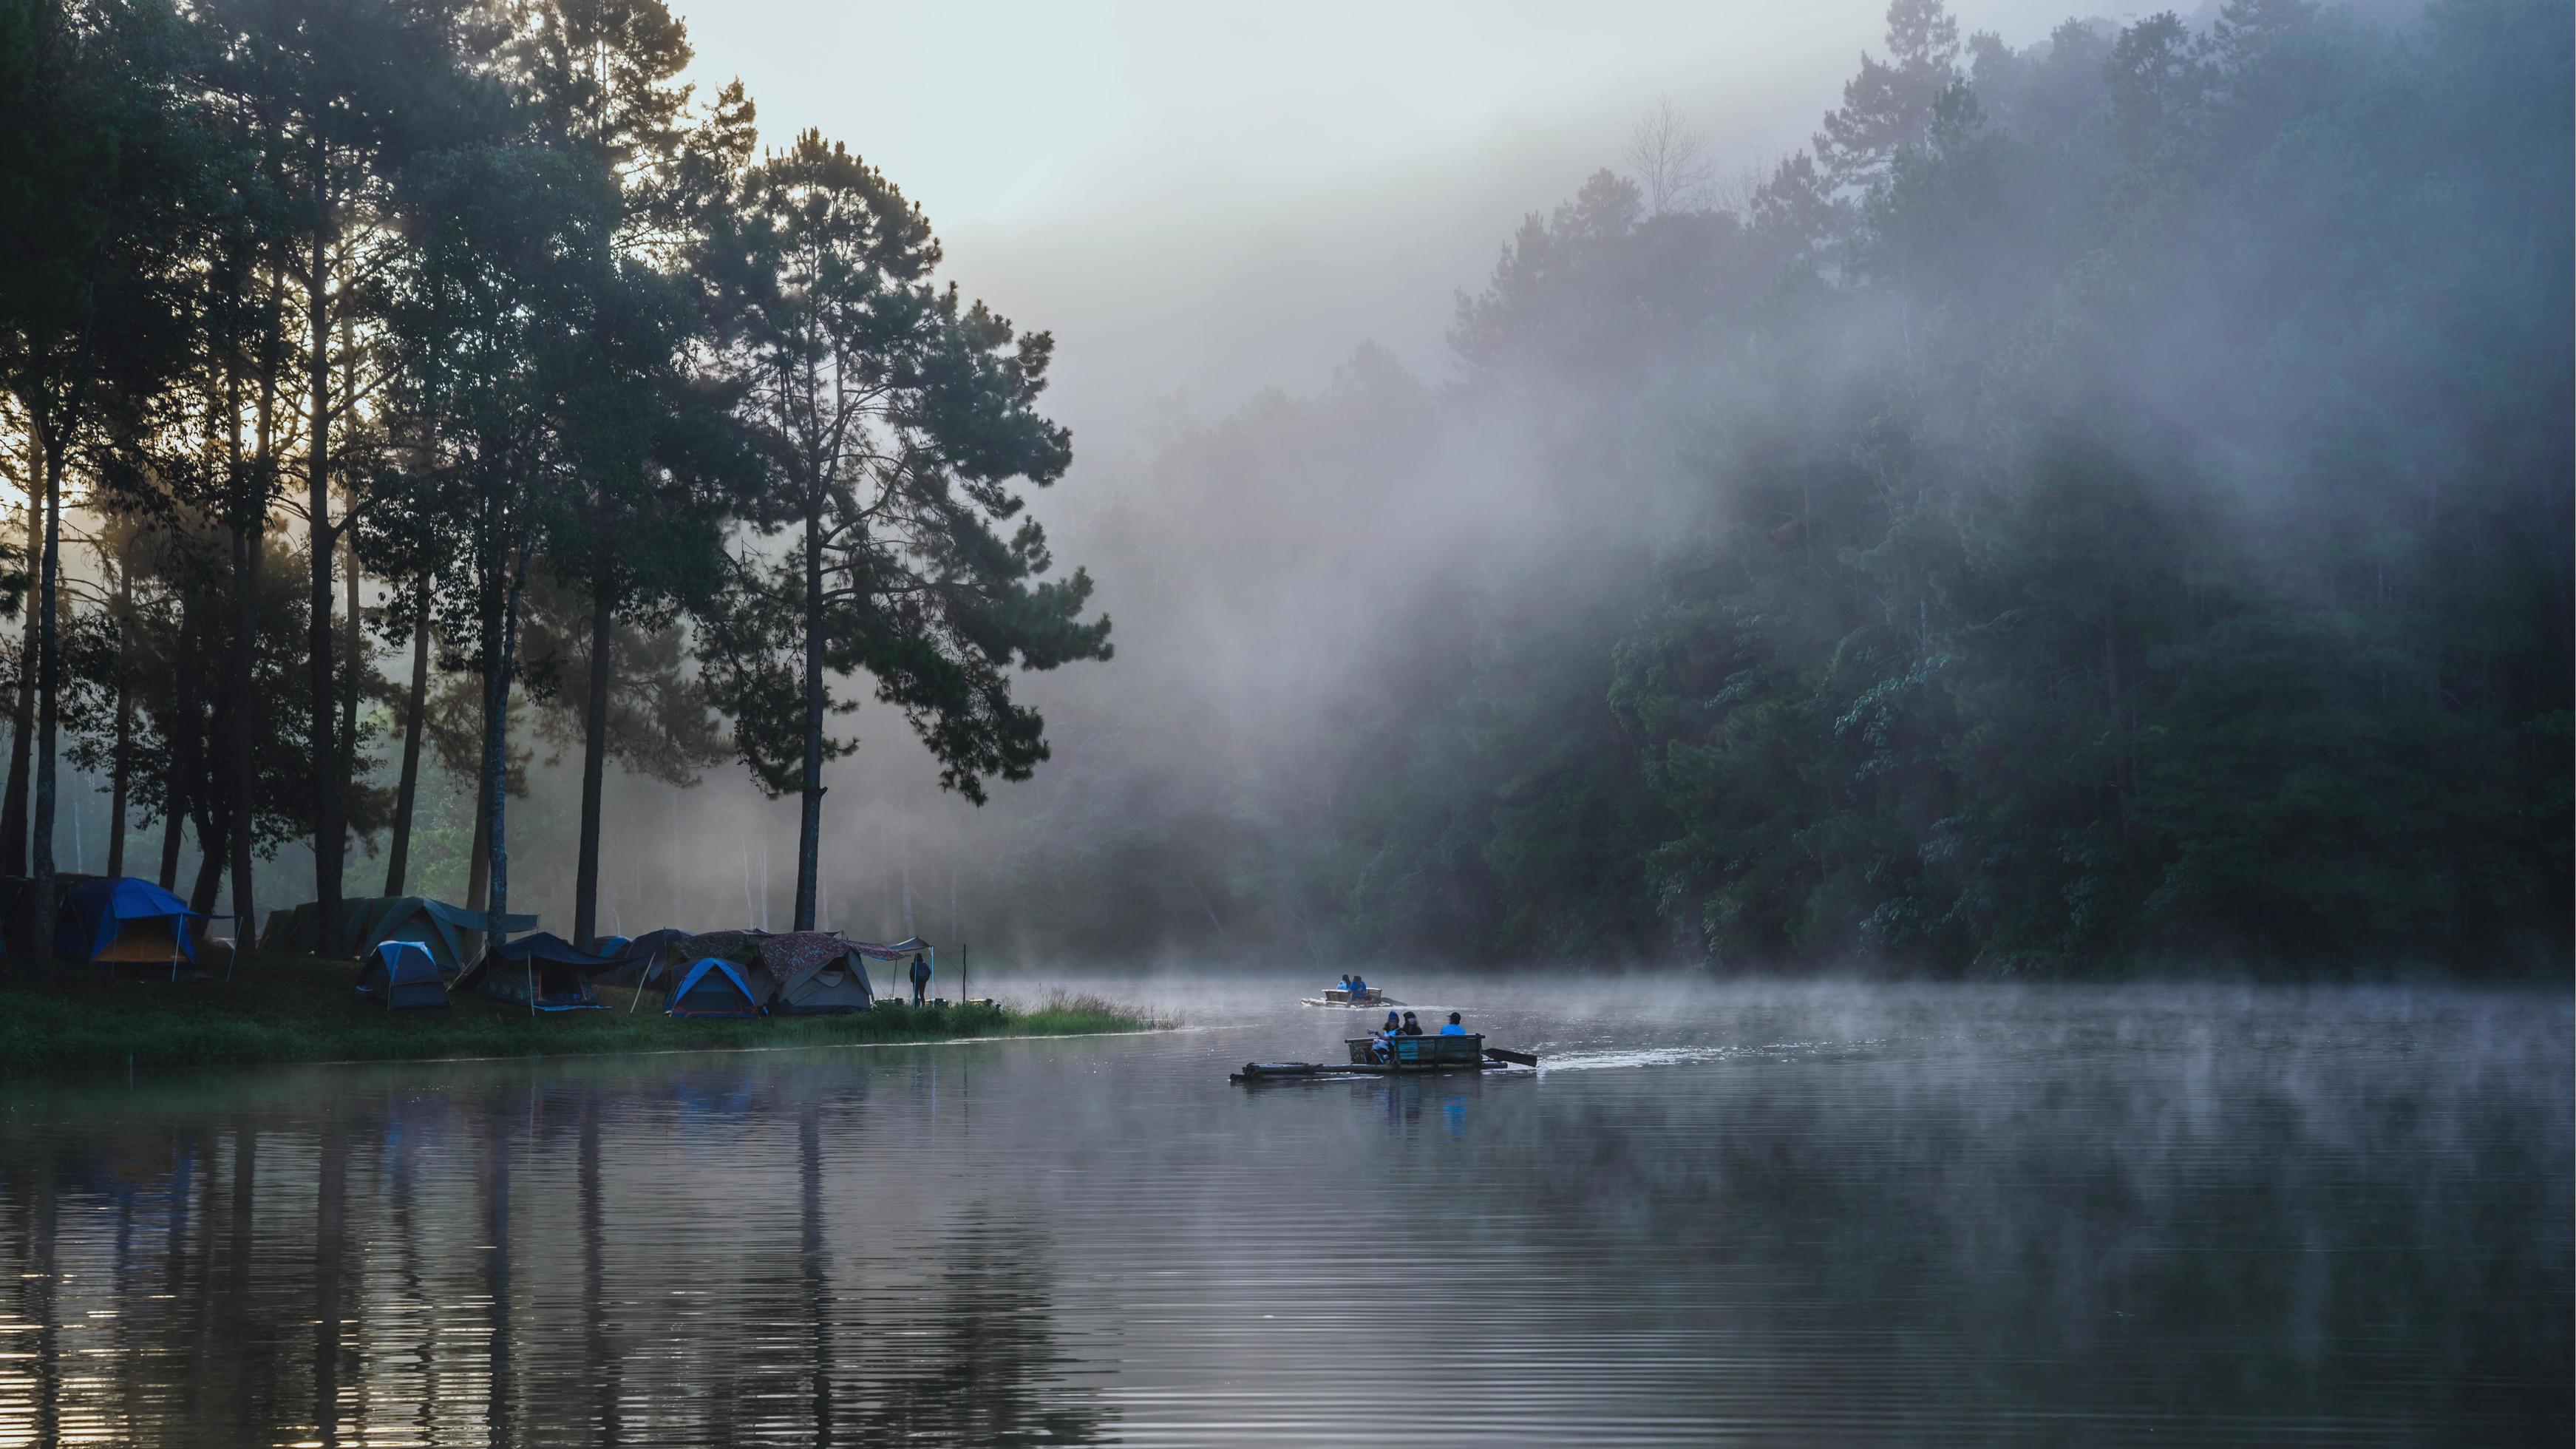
0 980 2560 1442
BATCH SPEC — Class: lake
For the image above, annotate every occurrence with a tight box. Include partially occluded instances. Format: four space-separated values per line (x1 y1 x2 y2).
0 979 2563 1445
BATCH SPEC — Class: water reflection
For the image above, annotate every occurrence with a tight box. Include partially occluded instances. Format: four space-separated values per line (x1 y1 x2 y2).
0 1054 1114 1445
0 983 2555 1444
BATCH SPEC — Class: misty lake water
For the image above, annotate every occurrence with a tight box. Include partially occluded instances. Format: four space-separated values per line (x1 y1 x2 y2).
0 980 2561 1446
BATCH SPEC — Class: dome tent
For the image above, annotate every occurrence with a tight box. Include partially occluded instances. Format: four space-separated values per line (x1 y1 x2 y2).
455 932 618 1012
54 878 210 972
354 940 448 1010
746 933 877 1015
666 957 764 1019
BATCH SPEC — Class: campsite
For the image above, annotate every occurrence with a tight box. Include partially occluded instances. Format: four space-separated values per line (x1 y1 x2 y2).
0 872 1150 1077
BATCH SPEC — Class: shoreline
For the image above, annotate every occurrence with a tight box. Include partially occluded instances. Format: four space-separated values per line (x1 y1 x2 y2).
0 947 1160 1079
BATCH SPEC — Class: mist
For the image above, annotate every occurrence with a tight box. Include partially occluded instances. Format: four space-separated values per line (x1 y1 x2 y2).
21 0 2563 980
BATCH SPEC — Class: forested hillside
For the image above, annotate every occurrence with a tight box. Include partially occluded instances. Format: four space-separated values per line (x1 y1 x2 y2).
1005 0 2572 974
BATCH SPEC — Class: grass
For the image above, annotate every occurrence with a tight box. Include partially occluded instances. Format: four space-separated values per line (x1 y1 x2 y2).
0 949 1162 1078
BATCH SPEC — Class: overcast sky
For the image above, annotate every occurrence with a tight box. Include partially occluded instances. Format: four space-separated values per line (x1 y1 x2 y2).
682 1 2081 456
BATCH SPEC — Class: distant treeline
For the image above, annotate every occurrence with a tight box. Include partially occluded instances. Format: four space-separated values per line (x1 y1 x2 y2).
1000 0 2572 974
0 0 1109 951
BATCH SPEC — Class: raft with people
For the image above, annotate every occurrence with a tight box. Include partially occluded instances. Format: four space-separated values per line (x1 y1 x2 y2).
1231 1009 1537 1082
1299 974 1402 1008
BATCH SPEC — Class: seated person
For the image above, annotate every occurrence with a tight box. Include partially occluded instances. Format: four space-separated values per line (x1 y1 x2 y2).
1371 1011 1401 1059
1350 974 1368 1000
1438 1011 1469 1036
1336 974 1353 995
1399 1011 1424 1036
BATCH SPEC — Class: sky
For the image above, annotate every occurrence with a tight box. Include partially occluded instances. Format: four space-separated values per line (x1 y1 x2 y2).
680 1 2080 453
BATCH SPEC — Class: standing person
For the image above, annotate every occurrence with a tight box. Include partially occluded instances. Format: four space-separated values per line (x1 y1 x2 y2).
909 951 931 1007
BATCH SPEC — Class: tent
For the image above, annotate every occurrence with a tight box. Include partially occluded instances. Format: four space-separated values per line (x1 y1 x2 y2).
748 932 876 1015
354 940 448 1010
54 878 208 969
455 932 617 1012
665 957 764 1019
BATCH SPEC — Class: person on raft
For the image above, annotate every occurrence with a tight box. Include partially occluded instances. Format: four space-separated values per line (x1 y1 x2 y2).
1371 1011 1401 1061
1349 973 1369 1000
909 952 932 1007
1399 1011 1424 1036
1439 1011 1469 1036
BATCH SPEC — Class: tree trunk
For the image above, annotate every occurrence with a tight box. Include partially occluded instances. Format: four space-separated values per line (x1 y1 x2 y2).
304 165 342 953
382 576 430 896
572 575 614 949
31 438 64 956
339 532 360 875
227 520 261 941
105 580 132 880
466 781 490 912
187 797 226 918
1 496 38 877
481 535 531 946
158 594 200 892
794 506 824 930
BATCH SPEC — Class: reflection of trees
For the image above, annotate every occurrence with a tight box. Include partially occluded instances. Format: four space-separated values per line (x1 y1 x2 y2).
831 1211 1112 1448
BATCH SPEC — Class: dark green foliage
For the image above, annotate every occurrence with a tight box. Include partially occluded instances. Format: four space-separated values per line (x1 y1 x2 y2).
1605 0 2573 972
1013 0 2569 976
702 129 1109 929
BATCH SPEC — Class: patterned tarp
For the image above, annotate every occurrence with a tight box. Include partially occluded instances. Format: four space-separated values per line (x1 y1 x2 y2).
755 932 854 987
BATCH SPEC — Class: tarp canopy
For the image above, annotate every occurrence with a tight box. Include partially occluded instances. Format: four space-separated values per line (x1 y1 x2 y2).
851 937 934 993
355 940 447 1010
55 878 205 965
622 929 769 996
480 931 618 968
667 957 762 1019
458 932 617 1011
262 896 534 962
595 927 699 986
358 897 536 975
849 937 934 967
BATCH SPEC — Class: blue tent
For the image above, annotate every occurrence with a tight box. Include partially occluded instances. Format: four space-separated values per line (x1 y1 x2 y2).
54 878 205 968
667 957 763 1019
355 940 448 1010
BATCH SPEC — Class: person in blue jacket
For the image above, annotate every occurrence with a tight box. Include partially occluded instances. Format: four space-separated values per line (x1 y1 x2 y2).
1438 1011 1469 1036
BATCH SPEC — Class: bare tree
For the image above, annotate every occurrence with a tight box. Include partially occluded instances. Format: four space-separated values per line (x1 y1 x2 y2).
1625 95 1716 214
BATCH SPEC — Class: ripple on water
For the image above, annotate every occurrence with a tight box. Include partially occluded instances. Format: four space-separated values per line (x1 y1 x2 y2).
0 980 2557 1445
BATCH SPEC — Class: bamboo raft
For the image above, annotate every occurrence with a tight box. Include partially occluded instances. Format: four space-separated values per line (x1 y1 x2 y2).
1231 1034 1538 1082
1298 987 1405 1008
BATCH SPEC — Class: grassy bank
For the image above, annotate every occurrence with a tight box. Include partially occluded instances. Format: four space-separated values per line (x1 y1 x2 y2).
0 948 1158 1077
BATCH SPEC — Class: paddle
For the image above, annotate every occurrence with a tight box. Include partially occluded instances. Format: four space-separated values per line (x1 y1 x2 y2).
1483 1046 1538 1067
